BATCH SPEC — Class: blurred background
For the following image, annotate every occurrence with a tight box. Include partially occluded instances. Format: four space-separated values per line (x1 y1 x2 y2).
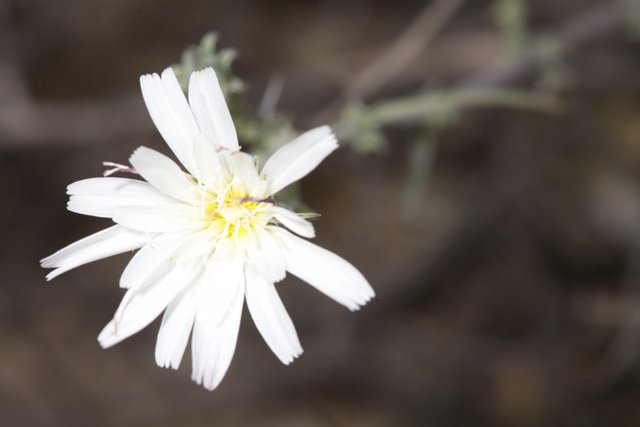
2 0 640 425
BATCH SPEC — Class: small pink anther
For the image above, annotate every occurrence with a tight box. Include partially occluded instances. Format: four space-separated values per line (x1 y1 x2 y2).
102 162 138 177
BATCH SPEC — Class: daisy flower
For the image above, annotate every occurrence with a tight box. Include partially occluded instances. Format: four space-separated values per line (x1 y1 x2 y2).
41 67 374 390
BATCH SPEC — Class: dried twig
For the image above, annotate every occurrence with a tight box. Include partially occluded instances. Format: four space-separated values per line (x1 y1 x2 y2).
461 1 623 89
347 0 465 99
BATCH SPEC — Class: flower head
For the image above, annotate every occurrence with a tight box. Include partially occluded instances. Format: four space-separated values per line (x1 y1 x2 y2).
41 67 374 390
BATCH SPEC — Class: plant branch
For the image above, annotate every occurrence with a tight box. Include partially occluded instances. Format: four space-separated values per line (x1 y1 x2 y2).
367 89 561 125
462 1 623 89
347 0 465 99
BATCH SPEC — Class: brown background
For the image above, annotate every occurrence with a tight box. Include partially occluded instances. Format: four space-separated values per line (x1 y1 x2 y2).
2 0 640 426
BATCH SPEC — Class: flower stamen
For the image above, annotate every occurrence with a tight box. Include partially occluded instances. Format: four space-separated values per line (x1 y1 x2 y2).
102 161 138 177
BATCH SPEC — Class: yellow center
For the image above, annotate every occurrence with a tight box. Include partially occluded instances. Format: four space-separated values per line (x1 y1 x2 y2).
200 185 271 244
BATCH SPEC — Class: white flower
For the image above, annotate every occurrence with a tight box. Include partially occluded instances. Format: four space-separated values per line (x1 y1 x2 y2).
41 67 374 390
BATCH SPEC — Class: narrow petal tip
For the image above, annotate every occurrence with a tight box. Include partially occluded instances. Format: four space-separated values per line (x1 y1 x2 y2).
281 347 304 365
97 322 117 349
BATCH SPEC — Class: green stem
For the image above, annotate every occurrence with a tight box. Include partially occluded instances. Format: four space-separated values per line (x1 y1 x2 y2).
367 88 561 125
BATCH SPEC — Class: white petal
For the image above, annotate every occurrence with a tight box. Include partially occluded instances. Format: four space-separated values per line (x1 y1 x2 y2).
261 126 338 195
67 177 176 218
120 235 185 289
272 206 315 238
140 68 200 175
191 258 244 390
191 134 223 186
245 227 287 283
41 225 148 281
129 146 196 203
155 285 199 369
98 263 200 348
188 68 239 151
167 231 218 264
227 152 262 195
113 204 195 233
272 228 374 311
245 266 302 364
